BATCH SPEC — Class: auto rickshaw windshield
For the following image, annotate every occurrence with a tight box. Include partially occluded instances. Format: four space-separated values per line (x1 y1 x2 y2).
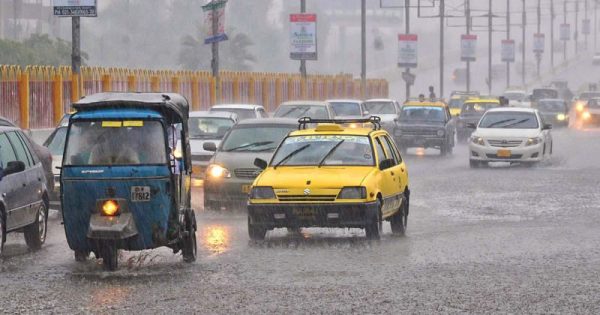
64 120 168 166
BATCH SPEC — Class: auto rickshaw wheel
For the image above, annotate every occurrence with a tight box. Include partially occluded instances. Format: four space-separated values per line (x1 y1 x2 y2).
101 242 118 271
24 203 48 251
74 250 90 262
182 211 197 263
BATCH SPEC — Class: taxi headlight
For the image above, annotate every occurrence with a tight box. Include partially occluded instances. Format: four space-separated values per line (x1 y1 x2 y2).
206 164 231 178
250 186 276 199
556 113 566 121
437 129 445 137
337 187 367 199
526 137 542 146
471 136 485 146
101 200 120 216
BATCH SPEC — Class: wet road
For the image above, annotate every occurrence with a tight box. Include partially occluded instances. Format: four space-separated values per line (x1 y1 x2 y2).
2 127 600 313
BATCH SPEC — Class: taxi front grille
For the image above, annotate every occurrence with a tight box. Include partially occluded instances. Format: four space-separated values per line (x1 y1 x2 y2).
235 168 261 179
487 140 523 147
277 195 337 202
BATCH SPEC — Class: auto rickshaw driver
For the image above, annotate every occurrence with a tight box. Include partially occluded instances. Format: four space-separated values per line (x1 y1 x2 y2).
89 128 140 165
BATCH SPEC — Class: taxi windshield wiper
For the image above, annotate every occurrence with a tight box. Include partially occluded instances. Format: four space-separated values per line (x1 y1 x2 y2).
274 144 311 168
318 140 345 167
227 141 273 152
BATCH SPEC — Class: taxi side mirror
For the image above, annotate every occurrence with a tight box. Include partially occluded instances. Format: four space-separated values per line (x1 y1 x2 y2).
254 158 268 170
379 159 395 170
466 123 477 129
203 142 217 152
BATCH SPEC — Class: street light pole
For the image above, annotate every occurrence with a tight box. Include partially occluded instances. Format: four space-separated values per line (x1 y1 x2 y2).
488 0 493 94
522 0 526 86
71 16 81 76
551 0 555 70
585 0 589 50
361 0 366 98
466 0 471 92
301 0 307 79
576 0 580 54
537 0 542 78
405 0 411 99
440 0 445 98
507 0 511 88
564 0 568 62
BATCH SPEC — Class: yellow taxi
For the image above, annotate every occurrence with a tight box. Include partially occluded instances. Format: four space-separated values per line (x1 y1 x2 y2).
247 117 410 240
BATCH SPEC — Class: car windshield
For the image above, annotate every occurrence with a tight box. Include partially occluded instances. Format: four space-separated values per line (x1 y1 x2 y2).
274 105 329 119
479 112 539 129
532 89 558 100
329 102 362 116
44 127 67 156
210 108 255 120
189 117 234 139
448 99 463 109
64 120 167 166
579 92 600 100
271 135 374 167
363 102 396 114
504 92 525 101
587 99 600 108
400 106 445 122
461 102 498 115
221 125 295 152
538 101 567 112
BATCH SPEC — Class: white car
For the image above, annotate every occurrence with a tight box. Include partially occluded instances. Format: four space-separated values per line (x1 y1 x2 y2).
209 104 268 120
273 101 333 119
468 108 553 168
503 89 531 107
326 99 365 118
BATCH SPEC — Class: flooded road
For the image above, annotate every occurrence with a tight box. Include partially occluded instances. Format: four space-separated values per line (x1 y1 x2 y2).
2 127 600 313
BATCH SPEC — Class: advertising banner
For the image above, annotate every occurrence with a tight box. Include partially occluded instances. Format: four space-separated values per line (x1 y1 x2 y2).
501 39 515 62
290 14 318 60
533 33 545 53
203 0 228 44
53 0 97 17
397 34 418 68
461 34 477 62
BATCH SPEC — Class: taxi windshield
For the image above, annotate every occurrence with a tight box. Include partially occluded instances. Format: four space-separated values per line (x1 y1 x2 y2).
461 102 498 115
274 105 329 119
271 135 374 167
400 106 445 122
189 117 234 139
64 120 167 166
363 102 396 114
221 125 295 152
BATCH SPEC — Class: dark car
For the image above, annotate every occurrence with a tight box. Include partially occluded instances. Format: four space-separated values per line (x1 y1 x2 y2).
536 99 569 127
0 126 50 255
456 98 500 142
0 116 53 195
393 101 455 156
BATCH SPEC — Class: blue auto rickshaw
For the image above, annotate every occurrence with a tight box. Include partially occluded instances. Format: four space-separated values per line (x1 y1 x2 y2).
61 92 197 270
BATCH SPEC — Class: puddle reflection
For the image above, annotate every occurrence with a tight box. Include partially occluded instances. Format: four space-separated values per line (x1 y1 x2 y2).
201 225 230 255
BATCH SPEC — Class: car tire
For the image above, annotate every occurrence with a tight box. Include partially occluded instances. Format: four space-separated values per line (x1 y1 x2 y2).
74 250 89 262
24 203 48 251
182 211 197 263
101 241 118 271
365 200 382 240
248 216 267 241
391 198 408 236
0 209 5 256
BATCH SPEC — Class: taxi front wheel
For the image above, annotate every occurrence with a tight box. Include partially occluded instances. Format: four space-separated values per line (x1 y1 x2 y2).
365 201 382 240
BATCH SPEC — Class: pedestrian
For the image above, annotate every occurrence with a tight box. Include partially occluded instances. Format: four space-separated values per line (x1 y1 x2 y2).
429 86 436 100
418 94 426 102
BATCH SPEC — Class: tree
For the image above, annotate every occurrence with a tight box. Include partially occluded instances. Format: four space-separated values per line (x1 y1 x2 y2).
0 34 86 67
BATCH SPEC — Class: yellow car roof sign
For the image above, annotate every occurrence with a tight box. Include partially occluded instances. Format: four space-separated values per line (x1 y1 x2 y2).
315 123 345 132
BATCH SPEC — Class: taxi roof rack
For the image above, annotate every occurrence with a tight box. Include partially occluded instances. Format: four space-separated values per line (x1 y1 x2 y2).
298 116 381 130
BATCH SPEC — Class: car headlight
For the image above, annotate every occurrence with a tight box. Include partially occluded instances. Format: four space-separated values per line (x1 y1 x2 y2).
337 187 367 199
101 200 120 216
249 186 276 199
556 113 566 121
576 102 585 112
206 164 231 178
437 130 445 137
471 136 485 146
526 137 542 146
582 111 592 120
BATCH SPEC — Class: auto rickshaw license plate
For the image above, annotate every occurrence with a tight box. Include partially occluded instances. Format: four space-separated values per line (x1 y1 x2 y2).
497 149 511 158
241 185 252 193
131 186 151 202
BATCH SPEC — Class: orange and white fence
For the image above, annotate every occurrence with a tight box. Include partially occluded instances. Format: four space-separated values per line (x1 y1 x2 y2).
0 65 389 129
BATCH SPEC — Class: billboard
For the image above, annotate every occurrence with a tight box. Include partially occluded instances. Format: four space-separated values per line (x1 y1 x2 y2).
501 39 515 62
53 0 97 17
290 14 318 60
461 34 477 62
397 34 418 68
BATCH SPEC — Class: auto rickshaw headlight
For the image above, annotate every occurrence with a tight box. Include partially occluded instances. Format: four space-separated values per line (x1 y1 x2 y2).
250 186 275 199
101 200 120 216
206 164 231 178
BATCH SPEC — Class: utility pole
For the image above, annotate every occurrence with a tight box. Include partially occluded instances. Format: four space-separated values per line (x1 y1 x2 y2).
507 0 511 88
551 0 555 70
564 0 568 62
536 0 541 78
405 0 411 99
488 0 493 94
301 0 307 79
585 0 589 50
211 7 220 102
576 0 580 54
522 0 526 85
72 17 81 77
596 0 598 51
440 0 445 98
466 0 471 92
361 0 366 98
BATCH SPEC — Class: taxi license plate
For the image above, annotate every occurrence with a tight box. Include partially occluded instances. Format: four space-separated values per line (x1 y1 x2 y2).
293 208 315 219
241 185 252 193
497 149 511 158
131 186 151 202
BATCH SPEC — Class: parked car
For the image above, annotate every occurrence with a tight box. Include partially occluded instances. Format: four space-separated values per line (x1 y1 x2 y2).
188 111 238 185
0 116 53 196
363 98 402 134
394 100 456 156
273 101 333 119
326 99 365 118
468 107 553 168
456 98 500 142
202 118 297 211
535 99 569 127
0 126 50 255
209 104 268 120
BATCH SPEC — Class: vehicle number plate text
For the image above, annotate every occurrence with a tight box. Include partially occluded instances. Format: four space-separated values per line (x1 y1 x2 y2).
131 186 151 202
242 185 252 193
497 149 511 158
